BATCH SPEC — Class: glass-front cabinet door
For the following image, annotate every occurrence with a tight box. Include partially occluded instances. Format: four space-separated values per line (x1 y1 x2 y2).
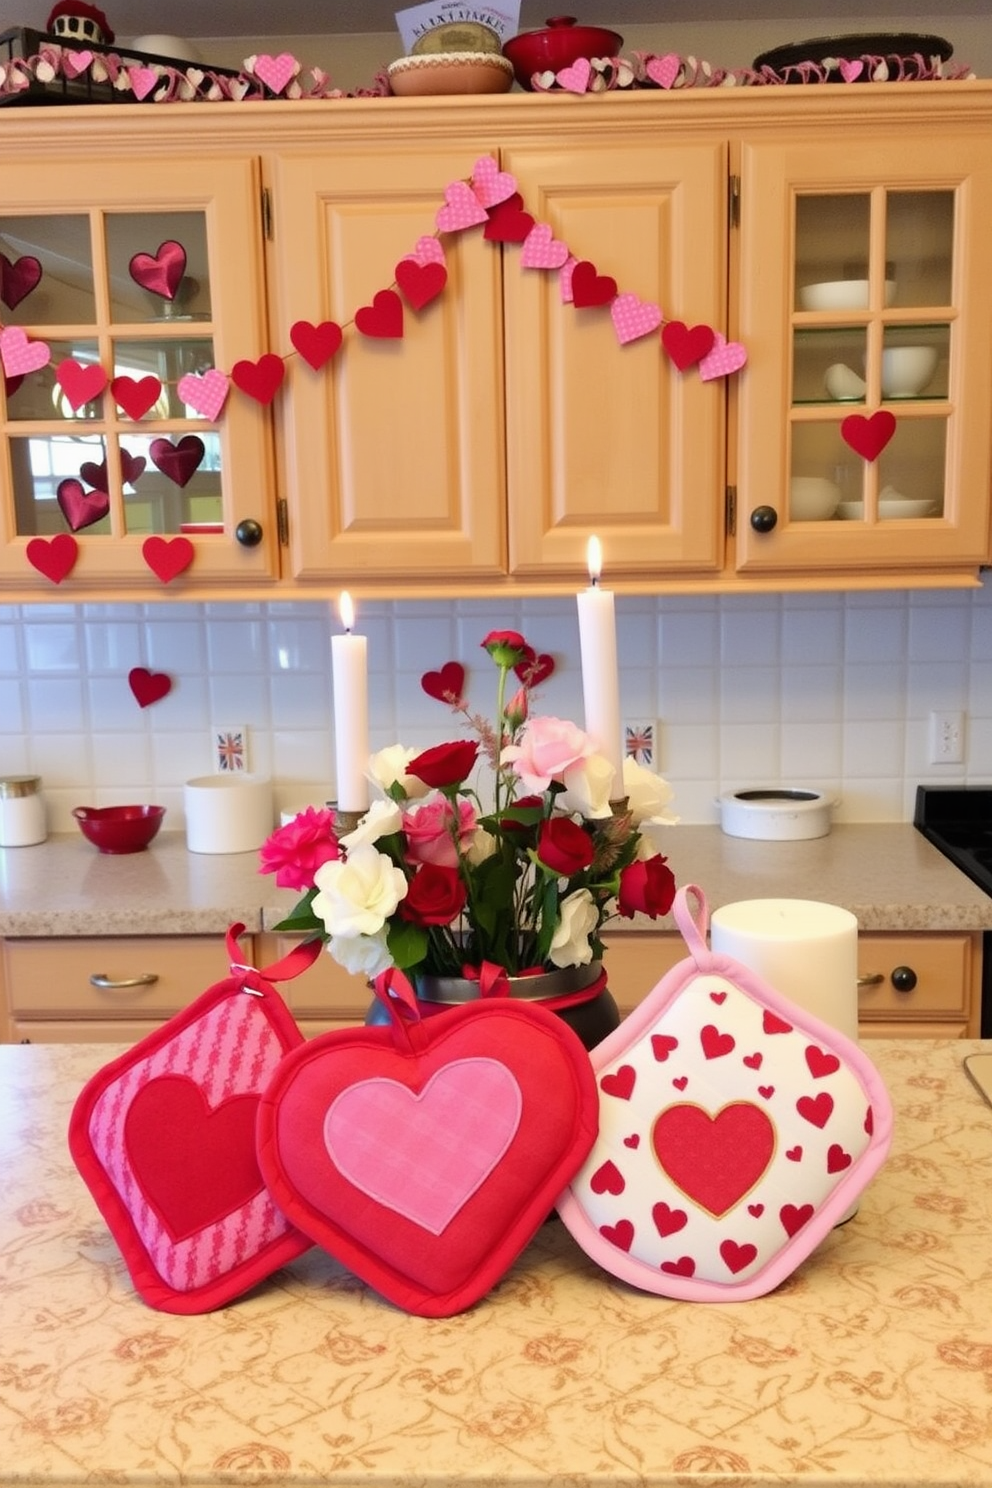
0 156 276 591
735 132 992 579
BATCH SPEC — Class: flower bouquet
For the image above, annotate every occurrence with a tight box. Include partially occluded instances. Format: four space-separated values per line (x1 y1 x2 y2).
260 630 677 1021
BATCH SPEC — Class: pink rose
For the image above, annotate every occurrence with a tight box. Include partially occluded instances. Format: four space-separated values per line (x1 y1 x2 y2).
402 796 478 868
259 806 339 891
501 715 596 792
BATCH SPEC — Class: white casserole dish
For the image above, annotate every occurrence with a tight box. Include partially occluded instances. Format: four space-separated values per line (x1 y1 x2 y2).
716 788 835 840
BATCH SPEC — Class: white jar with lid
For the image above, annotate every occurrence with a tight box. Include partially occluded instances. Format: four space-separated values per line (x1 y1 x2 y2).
0 776 47 847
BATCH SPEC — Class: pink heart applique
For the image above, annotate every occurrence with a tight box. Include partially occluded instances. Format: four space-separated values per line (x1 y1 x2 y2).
1 251 42 310
324 1060 521 1235
289 321 343 371
521 223 570 270
394 259 447 311
128 240 187 300
57 479 109 532
128 666 173 707
231 354 285 405
0 325 51 377
436 181 488 234
111 375 162 420
253 52 298 94
177 368 230 420
841 410 896 461
610 293 663 346
26 534 78 584
839 58 864 82
421 660 465 703
141 535 195 584
61 47 93 77
55 358 108 410
127 66 160 101
355 289 403 339
470 156 517 208
483 195 535 244
571 260 617 308
699 331 748 381
149 435 205 488
662 320 716 371
557 57 592 93
403 235 446 268
646 53 681 88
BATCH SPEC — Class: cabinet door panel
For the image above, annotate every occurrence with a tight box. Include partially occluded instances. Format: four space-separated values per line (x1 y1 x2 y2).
502 141 727 577
268 148 505 581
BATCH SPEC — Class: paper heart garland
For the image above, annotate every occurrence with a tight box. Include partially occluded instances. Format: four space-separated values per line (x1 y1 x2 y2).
231 354 285 405
60 47 92 77
557 58 593 93
177 368 230 420
128 66 160 101
483 195 535 244
394 259 447 311
698 331 748 382
149 436 205 488
289 320 343 371
0 325 51 377
355 289 403 339
57 478 110 532
403 235 446 268
26 533 78 584
0 251 42 310
646 53 682 88
611 293 663 346
128 666 173 706
79 450 146 491
841 410 897 461
470 156 517 209
571 260 618 309
55 358 109 411
111 374 163 420
521 224 570 271
253 52 298 94
436 181 489 234
141 535 195 584
662 320 716 371
128 240 187 301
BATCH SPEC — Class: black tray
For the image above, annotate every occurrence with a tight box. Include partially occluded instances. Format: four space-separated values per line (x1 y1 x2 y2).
0 26 243 104
753 31 953 77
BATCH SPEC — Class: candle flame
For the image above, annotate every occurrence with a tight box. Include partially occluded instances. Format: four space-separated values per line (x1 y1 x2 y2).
339 591 355 632
586 535 603 585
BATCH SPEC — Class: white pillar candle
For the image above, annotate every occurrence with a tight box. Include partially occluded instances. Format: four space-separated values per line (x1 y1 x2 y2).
331 592 370 814
710 898 859 1042
577 535 625 794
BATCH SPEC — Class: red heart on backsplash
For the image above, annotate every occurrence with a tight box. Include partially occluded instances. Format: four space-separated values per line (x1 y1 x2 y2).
355 289 404 340
142 535 195 584
128 666 173 707
231 353 286 404
56 358 108 411
111 375 162 421
841 410 896 461
662 320 716 371
149 435 205 488
26 533 78 584
290 319 343 371
483 195 535 244
57 478 110 532
1 251 42 310
421 661 465 704
394 259 447 311
571 260 618 309
515 650 555 687
128 239 187 300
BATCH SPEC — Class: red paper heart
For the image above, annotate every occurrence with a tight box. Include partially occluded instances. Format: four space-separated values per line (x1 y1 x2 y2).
149 435 205 488
841 410 896 461
57 478 110 532
484 194 535 244
128 239 187 300
55 358 108 411
111 375 163 421
0 251 42 310
661 320 716 371
26 533 78 584
355 289 404 340
514 648 555 687
421 660 465 703
124 1077 262 1240
571 260 618 308
231 353 286 405
652 1102 775 1218
289 319 343 371
395 258 447 311
142 535 194 584
128 665 173 707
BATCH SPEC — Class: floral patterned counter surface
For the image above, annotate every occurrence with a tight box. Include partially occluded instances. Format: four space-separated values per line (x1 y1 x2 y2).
2 1038 992 1487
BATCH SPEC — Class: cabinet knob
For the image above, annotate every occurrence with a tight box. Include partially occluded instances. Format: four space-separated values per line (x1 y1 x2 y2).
235 519 264 547
749 505 778 533
891 965 918 993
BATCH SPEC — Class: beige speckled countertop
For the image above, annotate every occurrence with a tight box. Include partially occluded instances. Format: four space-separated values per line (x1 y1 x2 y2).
0 825 990 938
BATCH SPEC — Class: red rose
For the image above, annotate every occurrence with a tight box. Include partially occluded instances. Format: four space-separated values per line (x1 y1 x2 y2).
408 740 479 789
536 817 595 876
481 630 528 668
398 864 467 926
617 855 676 919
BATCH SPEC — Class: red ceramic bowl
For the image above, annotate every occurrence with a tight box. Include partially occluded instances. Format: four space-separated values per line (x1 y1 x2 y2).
73 804 166 854
502 15 623 89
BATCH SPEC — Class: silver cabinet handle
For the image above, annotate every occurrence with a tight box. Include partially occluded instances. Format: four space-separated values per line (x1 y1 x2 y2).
89 972 160 990
857 972 885 988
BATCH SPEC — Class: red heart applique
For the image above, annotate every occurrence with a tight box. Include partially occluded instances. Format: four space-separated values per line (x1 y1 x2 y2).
651 1034 679 1061
26 533 78 584
124 1077 262 1240
720 1238 758 1274
355 289 404 340
763 1010 793 1035
590 1159 625 1195
652 1101 775 1217
841 410 896 461
660 1255 695 1276
142 536 194 584
128 239 187 300
797 1092 834 1129
571 261 618 308
231 354 286 405
780 1203 815 1238
600 1065 636 1100
652 1201 688 1236
128 666 173 707
57 478 110 532
0 251 42 310
484 195 535 244
149 435 205 488
805 1045 841 1079
55 358 109 411
421 660 465 703
742 1052 763 1069
600 1219 634 1251
289 319 343 371
661 320 716 371
111 375 163 421
700 1024 735 1059
827 1143 853 1173
395 259 447 311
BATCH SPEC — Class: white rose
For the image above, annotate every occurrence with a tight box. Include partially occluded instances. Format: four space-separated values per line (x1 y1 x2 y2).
312 843 408 939
368 744 431 801
548 887 599 968
623 756 679 827
340 798 403 850
558 753 615 819
327 929 393 979
464 825 498 864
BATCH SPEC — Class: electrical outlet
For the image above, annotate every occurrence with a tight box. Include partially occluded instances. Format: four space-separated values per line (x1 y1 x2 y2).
212 724 249 773
928 710 965 765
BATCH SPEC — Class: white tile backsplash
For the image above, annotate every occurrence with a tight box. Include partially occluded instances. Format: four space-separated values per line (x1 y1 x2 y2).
2 579 990 833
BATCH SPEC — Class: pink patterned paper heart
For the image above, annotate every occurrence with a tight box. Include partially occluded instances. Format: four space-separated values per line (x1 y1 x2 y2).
0 325 51 377
646 53 682 88
253 52 298 94
55 358 108 410
557 57 592 93
559 256 578 303
57 478 109 532
436 181 489 234
839 58 864 82
699 331 748 381
129 240 186 300
127 66 160 100
610 293 663 346
521 223 570 270
403 235 446 268
177 368 230 420
470 156 517 208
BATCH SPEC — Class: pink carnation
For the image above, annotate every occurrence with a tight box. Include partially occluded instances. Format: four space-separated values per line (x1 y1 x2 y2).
259 806 339 891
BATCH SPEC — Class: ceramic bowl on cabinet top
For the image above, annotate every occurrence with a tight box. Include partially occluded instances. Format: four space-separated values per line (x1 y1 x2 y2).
387 52 514 94
73 804 166 853
798 278 896 311
502 16 624 89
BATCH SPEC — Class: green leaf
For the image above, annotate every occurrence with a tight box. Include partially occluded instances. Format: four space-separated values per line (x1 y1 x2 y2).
386 919 429 971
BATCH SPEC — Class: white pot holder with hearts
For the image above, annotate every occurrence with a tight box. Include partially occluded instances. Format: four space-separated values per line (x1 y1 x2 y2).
557 884 893 1301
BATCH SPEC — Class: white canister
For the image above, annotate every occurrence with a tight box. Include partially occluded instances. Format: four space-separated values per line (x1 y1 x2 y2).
184 775 274 854
0 775 47 847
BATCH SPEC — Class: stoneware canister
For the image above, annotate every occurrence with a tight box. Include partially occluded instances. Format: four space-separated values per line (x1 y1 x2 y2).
184 775 274 854
0 775 47 847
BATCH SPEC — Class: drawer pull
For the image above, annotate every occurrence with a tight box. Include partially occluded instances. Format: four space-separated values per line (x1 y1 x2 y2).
857 972 885 988
890 965 918 993
89 972 160 990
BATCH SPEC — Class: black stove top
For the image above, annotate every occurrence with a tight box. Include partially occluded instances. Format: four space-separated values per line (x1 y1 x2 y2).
915 785 992 897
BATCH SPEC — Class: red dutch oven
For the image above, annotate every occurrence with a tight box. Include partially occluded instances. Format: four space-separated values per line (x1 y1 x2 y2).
502 15 624 89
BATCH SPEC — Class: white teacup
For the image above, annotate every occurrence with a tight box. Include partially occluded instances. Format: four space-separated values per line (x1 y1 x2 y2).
881 345 938 398
789 476 841 521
